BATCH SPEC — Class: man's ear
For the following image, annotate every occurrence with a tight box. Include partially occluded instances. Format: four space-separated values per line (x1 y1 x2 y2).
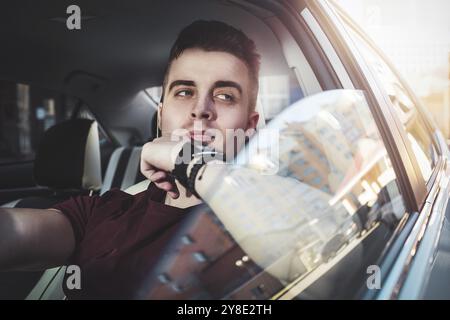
245 111 259 138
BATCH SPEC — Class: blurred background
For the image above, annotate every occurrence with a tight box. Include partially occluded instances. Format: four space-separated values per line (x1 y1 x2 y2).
336 0 450 139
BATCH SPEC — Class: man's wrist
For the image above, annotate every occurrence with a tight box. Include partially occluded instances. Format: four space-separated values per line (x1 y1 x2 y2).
171 141 224 197
186 156 200 177
170 141 193 187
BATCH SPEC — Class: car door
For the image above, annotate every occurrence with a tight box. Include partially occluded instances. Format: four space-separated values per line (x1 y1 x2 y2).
246 0 446 299
310 0 450 299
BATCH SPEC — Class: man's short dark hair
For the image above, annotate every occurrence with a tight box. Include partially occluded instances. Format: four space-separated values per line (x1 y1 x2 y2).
162 20 261 111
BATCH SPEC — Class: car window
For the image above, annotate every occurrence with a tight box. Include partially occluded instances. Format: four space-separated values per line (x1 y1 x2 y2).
141 90 407 300
0 80 114 170
343 25 438 181
0 80 75 164
145 86 163 106
258 69 304 122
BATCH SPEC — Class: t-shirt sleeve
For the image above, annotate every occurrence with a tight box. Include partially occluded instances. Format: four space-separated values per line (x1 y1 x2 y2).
51 188 134 245
51 194 101 245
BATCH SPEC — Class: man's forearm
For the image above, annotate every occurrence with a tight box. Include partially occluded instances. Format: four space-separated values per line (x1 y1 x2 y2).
0 207 75 271
0 208 26 270
194 162 226 201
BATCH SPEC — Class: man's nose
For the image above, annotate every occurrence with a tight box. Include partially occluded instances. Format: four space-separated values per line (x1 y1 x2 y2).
190 97 215 120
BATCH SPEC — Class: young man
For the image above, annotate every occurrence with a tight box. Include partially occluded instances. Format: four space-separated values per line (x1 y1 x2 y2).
140 19 260 207
0 20 260 299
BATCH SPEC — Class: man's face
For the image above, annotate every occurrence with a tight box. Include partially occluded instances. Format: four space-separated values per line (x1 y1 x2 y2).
159 48 259 155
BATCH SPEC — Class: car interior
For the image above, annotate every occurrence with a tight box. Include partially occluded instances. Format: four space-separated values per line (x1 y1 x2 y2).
0 0 433 300
1 0 322 203
0 0 324 299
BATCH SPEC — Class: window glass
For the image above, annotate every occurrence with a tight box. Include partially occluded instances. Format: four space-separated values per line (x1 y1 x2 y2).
145 86 163 105
141 90 407 299
258 68 304 122
345 26 438 180
0 80 113 172
0 80 79 164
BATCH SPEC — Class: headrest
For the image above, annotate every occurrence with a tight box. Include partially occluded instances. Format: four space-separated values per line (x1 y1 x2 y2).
34 119 102 190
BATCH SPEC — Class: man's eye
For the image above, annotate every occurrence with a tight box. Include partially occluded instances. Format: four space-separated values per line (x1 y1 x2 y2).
175 90 193 97
216 93 234 102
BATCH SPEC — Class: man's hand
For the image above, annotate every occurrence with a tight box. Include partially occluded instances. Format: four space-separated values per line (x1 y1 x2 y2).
140 137 186 199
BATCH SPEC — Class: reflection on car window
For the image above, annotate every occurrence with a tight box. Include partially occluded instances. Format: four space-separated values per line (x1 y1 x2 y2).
345 27 437 180
142 90 407 300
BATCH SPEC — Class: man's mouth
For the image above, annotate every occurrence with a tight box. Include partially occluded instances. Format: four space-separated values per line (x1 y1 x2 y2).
188 130 215 145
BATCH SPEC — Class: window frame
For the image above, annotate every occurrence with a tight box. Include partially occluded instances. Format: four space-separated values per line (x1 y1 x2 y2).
314 0 450 300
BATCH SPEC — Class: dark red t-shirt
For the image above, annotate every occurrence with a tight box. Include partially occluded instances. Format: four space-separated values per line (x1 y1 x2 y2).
52 182 198 299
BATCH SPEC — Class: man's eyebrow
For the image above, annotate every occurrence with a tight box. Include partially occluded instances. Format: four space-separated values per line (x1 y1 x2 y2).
213 81 242 94
168 80 196 92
